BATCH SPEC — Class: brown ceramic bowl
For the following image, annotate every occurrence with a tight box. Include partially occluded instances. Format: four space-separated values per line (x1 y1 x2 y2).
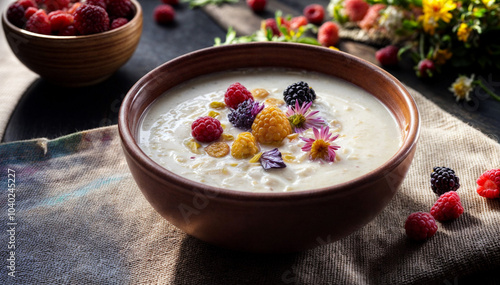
2 0 142 87
118 42 420 253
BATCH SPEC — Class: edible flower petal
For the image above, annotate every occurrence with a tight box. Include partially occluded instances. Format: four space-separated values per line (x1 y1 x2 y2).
300 126 340 162
285 101 325 133
260 148 286 170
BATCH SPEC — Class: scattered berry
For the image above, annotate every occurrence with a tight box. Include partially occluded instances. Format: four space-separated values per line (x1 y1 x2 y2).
283 81 316 106
107 0 133 18
110 17 128 29
205 142 230 158
289 16 308 30
162 0 179 5
224 82 254 109
359 4 386 30
251 106 292 144
430 166 460 195
476 168 500 199
48 10 74 32
430 191 464 222
376 45 400 66
261 18 280 37
191 116 224 143
86 0 107 10
73 4 110 35
303 4 324 25
7 2 26 28
153 4 175 25
228 99 265 130
344 0 370 22
231 132 259 159
404 212 438 241
417 59 436 78
25 9 51 35
317 21 339 47
247 0 266 12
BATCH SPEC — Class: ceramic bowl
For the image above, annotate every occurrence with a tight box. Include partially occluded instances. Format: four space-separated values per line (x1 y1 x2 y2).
1 0 142 87
118 42 420 253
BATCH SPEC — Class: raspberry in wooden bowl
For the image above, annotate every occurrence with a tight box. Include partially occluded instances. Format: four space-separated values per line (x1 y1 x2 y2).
118 42 420 252
2 0 142 87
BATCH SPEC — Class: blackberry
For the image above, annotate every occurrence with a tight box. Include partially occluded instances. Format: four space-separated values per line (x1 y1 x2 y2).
283 81 316 106
228 99 264 130
430 166 460 195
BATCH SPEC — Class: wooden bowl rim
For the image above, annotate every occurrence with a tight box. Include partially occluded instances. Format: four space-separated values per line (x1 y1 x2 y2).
119 42 420 202
1 0 142 40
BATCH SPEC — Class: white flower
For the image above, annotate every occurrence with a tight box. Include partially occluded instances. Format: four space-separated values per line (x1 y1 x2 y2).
378 6 405 36
449 74 475 101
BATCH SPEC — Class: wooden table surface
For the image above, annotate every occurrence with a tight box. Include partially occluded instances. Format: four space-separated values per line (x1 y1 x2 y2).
2 0 499 142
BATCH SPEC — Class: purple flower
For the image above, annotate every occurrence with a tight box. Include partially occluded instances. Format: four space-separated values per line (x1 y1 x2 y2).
285 101 325 133
300 126 340 162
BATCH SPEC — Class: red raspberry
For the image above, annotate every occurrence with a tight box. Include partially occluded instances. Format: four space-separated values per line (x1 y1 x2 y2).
289 16 308 30
48 10 74 32
107 0 133 18
344 0 370 22
86 0 107 10
375 45 400 66
404 212 438 241
67 2 82 15
247 0 266 12
111 17 129 29
162 0 179 5
18 0 37 9
191 117 223 143
74 4 110 35
25 9 51 35
44 0 71 12
224 82 254 109
7 2 26 28
303 4 324 25
25 6 38 20
430 191 464 222
261 18 280 37
317 21 339 47
154 4 175 24
476 169 500 199
58 24 76 36
416 59 435 78
359 4 386 30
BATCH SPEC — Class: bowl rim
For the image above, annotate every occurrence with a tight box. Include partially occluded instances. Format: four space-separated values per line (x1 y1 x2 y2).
1 0 142 40
118 42 420 202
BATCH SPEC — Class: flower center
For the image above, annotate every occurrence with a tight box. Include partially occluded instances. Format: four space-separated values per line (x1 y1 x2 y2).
310 139 330 160
288 114 307 129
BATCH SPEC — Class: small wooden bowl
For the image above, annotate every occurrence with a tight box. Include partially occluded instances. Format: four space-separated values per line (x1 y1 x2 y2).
119 42 420 252
1 0 143 87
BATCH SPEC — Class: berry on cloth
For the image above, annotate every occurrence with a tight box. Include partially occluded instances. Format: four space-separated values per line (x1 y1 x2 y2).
247 0 266 12
25 9 51 35
375 45 400 66
318 21 340 47
430 191 464 222
228 99 265 130
430 166 460 195
251 106 292 144
404 212 438 241
283 81 317 106
74 4 110 35
231 132 259 159
303 4 325 25
476 168 500 199
224 82 254 109
154 4 175 24
344 0 370 22
191 116 223 143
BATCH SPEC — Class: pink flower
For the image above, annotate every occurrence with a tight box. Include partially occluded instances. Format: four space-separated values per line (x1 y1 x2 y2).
300 126 340 162
285 101 325 133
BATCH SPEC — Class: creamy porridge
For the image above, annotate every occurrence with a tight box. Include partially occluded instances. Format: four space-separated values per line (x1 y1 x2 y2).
139 68 402 192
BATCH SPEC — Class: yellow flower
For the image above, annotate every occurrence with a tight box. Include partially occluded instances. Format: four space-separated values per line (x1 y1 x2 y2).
449 74 475 101
433 49 453 65
457 23 472 42
482 0 495 9
419 0 457 34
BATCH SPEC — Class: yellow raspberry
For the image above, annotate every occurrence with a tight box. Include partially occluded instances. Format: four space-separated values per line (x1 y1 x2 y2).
251 106 292 144
231 132 259 159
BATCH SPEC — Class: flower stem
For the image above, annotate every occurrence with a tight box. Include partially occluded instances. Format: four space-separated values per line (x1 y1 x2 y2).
474 80 500 102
